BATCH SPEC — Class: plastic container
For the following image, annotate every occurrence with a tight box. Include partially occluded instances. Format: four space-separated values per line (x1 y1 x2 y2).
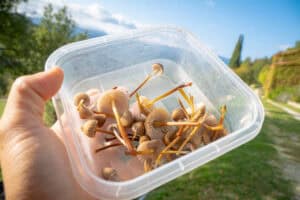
45 27 264 200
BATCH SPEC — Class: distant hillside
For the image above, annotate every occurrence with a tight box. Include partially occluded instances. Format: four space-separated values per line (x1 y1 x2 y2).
263 45 300 102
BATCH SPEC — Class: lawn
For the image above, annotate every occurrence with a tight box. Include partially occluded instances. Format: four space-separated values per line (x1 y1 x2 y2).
146 101 300 200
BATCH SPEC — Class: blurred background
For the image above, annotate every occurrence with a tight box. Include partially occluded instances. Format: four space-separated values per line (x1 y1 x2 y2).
0 0 299 199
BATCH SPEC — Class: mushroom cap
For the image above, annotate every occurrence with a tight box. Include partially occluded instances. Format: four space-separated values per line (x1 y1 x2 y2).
145 108 174 140
132 121 145 136
77 103 93 119
120 110 134 127
139 135 150 143
171 108 186 121
74 92 90 106
152 63 164 75
204 114 218 126
81 119 98 137
102 167 118 181
137 139 165 162
97 89 129 116
92 114 106 127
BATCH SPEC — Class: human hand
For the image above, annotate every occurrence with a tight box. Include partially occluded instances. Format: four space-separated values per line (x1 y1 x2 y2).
0 68 95 200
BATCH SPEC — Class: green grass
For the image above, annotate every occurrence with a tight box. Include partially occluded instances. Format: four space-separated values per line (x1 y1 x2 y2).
146 101 299 200
0 99 6 117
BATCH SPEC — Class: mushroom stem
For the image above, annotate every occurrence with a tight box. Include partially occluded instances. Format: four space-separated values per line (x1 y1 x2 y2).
176 114 206 155
190 95 195 114
155 126 184 166
129 75 152 97
154 121 200 127
178 88 193 108
95 128 114 135
111 100 136 154
162 150 189 154
144 160 152 172
95 143 122 153
135 92 148 115
178 98 190 119
148 82 192 106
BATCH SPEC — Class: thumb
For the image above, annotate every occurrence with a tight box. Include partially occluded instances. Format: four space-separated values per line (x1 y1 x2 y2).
3 67 64 123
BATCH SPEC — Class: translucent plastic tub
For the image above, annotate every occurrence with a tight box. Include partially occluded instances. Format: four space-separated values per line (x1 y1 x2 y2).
45 27 264 200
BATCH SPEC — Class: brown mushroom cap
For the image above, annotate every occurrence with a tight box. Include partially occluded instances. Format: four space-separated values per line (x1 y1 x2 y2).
81 119 98 137
152 63 164 75
145 108 175 140
74 92 90 106
120 110 134 127
171 108 186 121
102 167 118 181
77 103 93 119
204 114 218 126
132 121 145 136
137 139 165 162
92 114 106 127
97 89 129 116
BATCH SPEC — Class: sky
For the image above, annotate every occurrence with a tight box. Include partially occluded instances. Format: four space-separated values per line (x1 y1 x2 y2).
17 0 300 59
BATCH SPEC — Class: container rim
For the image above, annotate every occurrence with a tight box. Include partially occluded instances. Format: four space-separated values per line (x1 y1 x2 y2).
45 26 265 189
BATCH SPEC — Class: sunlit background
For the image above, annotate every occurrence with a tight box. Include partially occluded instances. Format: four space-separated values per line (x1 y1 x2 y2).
1 0 300 199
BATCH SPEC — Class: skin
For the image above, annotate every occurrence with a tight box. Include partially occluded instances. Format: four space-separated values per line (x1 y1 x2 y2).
0 68 95 200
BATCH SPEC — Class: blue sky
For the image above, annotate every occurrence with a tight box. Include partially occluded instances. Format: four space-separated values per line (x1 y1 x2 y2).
18 0 300 59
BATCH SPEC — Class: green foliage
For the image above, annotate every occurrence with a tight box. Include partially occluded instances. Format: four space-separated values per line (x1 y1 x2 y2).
234 57 271 85
44 101 57 126
0 0 27 12
295 40 300 48
229 34 244 68
258 65 269 85
0 3 87 96
28 4 87 73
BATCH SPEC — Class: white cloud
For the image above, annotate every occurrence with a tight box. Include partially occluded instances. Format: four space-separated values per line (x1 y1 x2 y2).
17 0 144 34
279 44 291 51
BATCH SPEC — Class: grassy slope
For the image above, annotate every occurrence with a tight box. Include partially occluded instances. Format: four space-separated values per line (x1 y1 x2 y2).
146 101 299 200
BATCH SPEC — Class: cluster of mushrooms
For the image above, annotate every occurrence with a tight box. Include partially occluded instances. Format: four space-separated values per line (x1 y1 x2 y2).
74 63 228 181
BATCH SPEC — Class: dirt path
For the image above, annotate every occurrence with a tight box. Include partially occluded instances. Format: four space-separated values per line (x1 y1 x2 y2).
267 99 300 121
265 102 300 199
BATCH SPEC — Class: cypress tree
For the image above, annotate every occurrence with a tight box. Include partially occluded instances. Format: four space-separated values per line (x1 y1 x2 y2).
229 34 244 68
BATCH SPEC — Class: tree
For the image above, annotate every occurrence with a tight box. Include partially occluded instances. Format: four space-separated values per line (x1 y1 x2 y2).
26 4 87 73
229 34 244 68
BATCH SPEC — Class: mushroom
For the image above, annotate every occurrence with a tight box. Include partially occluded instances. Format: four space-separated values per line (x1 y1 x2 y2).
102 167 119 181
97 89 129 116
129 63 164 97
91 114 106 127
77 101 93 119
120 110 134 127
144 108 176 140
74 92 90 107
137 139 165 172
132 121 145 139
171 108 186 121
176 113 207 155
81 119 114 138
97 89 136 154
